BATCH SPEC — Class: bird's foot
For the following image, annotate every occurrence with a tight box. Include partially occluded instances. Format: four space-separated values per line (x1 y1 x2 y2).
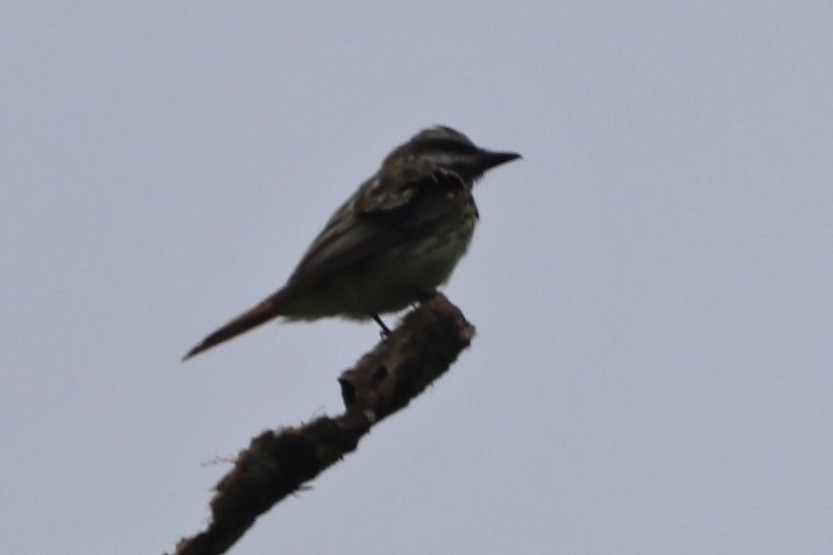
411 289 438 309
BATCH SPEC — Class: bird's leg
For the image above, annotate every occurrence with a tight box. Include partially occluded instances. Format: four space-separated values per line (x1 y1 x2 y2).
370 313 392 339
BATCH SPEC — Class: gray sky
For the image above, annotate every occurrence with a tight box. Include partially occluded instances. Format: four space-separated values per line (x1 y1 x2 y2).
3 2 832 554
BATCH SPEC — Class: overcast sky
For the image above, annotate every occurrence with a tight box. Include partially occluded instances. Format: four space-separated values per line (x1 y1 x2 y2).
3 2 832 554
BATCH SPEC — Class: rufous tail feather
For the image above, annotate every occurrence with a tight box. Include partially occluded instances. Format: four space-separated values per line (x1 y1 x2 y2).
182 295 283 360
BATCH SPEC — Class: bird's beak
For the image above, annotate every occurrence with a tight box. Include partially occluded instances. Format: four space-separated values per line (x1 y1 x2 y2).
477 149 522 171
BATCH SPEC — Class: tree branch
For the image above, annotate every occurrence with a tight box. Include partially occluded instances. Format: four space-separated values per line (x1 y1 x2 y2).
170 293 475 555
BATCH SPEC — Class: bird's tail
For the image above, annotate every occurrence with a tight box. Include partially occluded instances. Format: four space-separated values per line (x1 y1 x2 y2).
182 293 285 360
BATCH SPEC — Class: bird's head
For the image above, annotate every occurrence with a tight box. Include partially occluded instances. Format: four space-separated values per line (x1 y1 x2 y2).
384 126 521 181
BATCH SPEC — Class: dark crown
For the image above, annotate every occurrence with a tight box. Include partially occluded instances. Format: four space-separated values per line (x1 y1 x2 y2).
382 125 520 180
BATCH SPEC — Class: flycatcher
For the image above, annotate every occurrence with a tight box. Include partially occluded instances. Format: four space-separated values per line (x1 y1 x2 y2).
184 126 520 359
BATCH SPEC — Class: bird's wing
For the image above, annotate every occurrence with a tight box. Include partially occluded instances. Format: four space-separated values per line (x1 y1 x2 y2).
284 162 466 291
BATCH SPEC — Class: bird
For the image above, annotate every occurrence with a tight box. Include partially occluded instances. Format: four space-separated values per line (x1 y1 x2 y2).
183 125 521 360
